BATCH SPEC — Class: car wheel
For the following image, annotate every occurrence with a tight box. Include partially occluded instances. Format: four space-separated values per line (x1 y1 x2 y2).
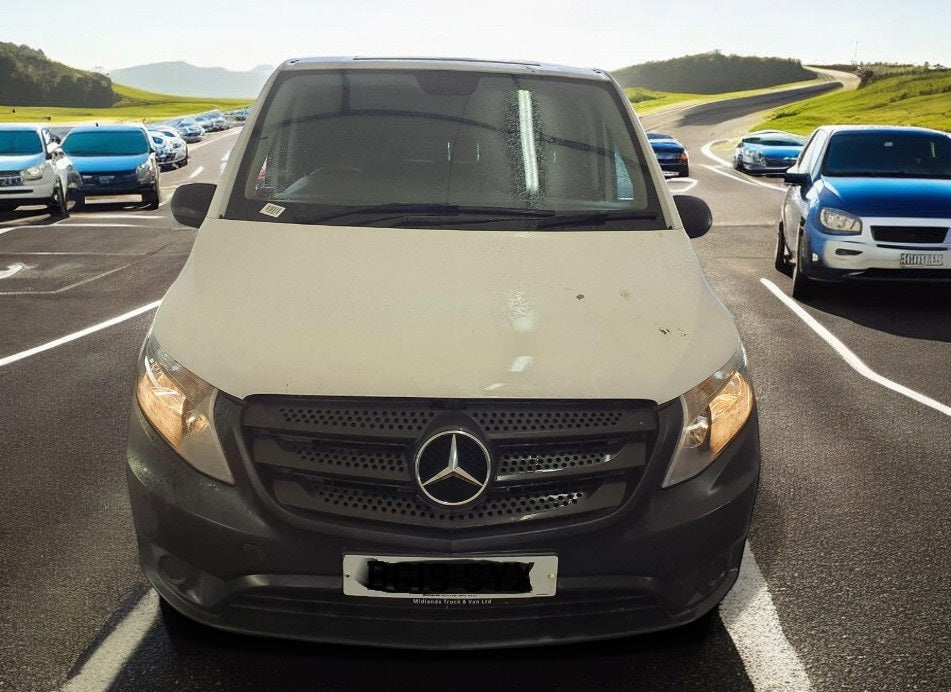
678 165 690 178
774 223 793 276
791 231 815 300
48 180 69 219
143 180 161 210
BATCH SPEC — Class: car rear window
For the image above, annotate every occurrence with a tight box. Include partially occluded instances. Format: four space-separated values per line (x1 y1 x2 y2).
0 130 43 155
227 69 663 230
62 130 149 157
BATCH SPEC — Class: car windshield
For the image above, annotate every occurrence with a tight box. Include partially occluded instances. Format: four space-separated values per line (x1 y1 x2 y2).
822 131 951 178
227 69 662 230
62 130 149 156
0 130 43 155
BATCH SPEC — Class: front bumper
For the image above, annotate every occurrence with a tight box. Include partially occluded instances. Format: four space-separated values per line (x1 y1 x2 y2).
126 396 760 648
0 175 55 203
803 227 951 282
79 173 153 197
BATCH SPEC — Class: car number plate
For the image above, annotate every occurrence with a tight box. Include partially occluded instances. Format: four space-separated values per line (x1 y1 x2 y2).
900 252 944 267
0 176 22 187
99 176 114 184
342 554 558 599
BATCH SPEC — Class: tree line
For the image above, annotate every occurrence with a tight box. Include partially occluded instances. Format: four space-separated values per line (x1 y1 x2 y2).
0 42 117 108
613 52 815 94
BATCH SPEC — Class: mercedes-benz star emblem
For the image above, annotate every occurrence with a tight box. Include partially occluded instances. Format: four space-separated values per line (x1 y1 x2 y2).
414 430 492 507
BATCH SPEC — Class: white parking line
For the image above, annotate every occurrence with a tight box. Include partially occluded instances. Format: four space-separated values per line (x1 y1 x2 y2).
761 277 951 418
667 177 699 193
0 300 160 368
721 543 813 691
53 223 145 228
701 140 786 192
704 165 786 192
0 262 25 279
189 165 205 179
60 590 159 692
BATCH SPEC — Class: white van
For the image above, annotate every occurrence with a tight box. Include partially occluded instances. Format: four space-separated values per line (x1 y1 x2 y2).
128 57 760 647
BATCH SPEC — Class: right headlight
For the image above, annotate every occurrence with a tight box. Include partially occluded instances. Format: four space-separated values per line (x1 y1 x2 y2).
663 346 755 487
135 334 234 484
135 160 154 182
819 207 862 234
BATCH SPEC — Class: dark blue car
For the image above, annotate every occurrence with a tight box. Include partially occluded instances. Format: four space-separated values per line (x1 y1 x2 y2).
647 132 689 178
777 125 951 298
61 125 161 209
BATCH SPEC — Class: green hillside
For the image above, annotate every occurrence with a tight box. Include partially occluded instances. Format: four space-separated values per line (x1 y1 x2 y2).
756 68 951 133
613 52 815 94
0 84 252 124
0 42 116 107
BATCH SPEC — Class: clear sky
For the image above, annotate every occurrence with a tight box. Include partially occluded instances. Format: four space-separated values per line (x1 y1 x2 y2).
3 0 948 74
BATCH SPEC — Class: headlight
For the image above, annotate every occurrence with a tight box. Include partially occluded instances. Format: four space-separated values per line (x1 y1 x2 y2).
21 165 45 180
135 160 154 182
819 207 862 234
663 347 755 487
752 152 767 165
135 334 234 484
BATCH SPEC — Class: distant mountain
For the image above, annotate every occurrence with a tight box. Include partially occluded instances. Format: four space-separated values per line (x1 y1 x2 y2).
109 62 273 99
612 52 816 94
0 42 117 107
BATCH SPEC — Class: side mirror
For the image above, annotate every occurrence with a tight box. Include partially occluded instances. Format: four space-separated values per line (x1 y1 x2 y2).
171 183 216 228
674 194 712 239
783 170 811 187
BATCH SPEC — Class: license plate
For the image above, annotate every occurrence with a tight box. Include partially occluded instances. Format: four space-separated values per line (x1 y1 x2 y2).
343 554 558 600
0 176 22 187
99 176 114 184
900 252 944 267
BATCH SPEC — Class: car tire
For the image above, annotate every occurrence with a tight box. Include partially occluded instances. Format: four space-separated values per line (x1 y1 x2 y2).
143 181 161 210
48 180 69 219
774 223 793 276
735 157 745 172
791 231 815 300
678 165 690 178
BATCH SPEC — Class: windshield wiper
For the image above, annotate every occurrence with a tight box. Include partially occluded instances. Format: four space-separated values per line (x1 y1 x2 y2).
535 210 659 229
295 203 557 225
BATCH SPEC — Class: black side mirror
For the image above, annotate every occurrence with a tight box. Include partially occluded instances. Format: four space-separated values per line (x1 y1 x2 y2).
674 195 712 239
783 170 811 187
171 183 216 228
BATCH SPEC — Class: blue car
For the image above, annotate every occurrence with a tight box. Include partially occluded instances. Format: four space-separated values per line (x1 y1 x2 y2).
777 125 951 299
733 131 804 174
60 124 161 209
647 132 689 178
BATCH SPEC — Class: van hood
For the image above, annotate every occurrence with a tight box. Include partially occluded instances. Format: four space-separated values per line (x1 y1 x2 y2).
69 153 148 173
153 220 740 403
0 153 44 170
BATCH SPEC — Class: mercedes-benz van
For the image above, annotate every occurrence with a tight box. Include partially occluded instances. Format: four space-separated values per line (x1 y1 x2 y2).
127 57 760 647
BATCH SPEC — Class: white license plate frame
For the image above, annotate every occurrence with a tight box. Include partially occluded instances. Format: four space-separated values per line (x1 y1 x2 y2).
900 252 944 267
342 554 558 600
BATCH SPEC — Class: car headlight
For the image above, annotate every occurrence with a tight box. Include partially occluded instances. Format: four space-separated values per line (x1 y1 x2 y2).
752 152 766 165
135 160 154 182
135 334 234 484
663 346 755 487
21 165 45 181
819 207 862 234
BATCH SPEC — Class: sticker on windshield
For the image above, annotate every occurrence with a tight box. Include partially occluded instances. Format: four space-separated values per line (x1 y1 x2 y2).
259 203 285 218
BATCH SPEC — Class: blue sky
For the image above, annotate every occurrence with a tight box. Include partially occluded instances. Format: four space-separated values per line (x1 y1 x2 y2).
3 0 948 73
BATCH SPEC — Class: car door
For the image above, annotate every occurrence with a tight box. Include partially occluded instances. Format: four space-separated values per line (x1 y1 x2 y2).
782 129 828 250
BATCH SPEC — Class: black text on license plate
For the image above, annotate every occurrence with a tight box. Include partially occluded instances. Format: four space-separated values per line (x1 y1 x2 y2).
0 177 22 187
342 554 557 599
900 252 944 267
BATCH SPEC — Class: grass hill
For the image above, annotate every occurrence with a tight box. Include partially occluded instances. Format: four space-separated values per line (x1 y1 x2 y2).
612 52 816 94
0 83 252 124
0 42 117 107
110 61 272 99
756 67 951 133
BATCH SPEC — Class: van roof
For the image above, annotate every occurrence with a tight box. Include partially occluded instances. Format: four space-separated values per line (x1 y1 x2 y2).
278 56 612 81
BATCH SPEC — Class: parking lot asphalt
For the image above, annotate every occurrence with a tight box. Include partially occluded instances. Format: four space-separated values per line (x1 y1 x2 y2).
1 99 948 691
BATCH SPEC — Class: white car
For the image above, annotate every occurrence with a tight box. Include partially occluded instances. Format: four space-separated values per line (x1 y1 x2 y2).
148 126 189 168
129 57 760 648
0 124 81 217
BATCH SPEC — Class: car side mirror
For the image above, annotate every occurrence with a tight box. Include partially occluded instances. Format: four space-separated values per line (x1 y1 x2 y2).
171 183 216 228
783 171 811 187
674 195 712 239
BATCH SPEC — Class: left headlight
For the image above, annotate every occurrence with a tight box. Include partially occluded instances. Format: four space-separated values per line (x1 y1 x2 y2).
21 165 45 181
135 160 154 182
135 334 234 484
663 346 755 487
819 207 862 234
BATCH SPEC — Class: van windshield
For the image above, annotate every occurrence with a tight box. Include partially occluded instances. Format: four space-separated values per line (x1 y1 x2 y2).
227 69 663 230
62 130 149 157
